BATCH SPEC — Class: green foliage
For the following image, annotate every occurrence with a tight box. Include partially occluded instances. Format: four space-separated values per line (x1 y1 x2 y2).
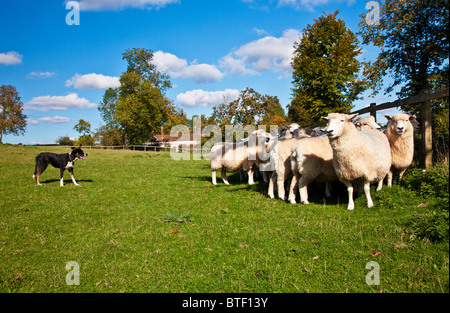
98 48 187 147
358 0 449 115
211 88 286 129
75 135 95 146
56 136 74 146
400 165 449 242
73 119 92 137
289 11 367 126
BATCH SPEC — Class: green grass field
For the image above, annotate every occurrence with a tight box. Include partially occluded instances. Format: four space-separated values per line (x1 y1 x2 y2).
0 145 448 293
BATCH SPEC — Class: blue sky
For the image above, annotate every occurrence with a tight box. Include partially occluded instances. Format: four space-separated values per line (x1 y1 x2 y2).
1 0 398 144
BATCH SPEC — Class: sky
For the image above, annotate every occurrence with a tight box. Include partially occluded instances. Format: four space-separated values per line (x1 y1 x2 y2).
0 0 400 145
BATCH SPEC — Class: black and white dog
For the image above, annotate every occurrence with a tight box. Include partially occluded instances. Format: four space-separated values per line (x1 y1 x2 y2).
33 145 88 186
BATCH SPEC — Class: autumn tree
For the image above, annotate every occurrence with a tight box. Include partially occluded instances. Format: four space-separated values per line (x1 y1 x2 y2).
0 85 27 144
98 48 186 147
288 11 367 126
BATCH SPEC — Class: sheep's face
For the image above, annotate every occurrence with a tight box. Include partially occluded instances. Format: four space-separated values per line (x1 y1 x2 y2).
355 116 382 131
386 114 415 135
323 113 358 139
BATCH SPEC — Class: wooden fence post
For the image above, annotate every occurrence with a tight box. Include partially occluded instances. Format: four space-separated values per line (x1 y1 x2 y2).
421 89 433 170
370 103 377 122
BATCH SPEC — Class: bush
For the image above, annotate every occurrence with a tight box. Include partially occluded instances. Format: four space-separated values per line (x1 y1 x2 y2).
56 136 74 146
401 164 449 242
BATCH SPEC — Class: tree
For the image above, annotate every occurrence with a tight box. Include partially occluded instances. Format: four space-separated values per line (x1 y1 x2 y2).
358 0 449 117
0 85 27 144
73 119 91 137
288 11 367 126
211 88 286 129
98 48 179 147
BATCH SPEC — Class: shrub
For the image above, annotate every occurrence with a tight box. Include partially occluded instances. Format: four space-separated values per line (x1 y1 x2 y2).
56 136 74 146
401 164 449 242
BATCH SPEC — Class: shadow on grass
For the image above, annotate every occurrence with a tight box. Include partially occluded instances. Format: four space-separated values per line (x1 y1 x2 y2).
37 179 94 185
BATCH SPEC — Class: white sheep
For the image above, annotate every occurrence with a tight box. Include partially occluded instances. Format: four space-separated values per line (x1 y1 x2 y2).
323 113 392 210
354 115 382 131
289 116 383 204
210 129 272 185
267 135 309 201
384 113 416 186
290 136 336 204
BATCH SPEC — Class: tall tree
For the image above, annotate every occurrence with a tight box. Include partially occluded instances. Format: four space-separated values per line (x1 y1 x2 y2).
358 0 449 117
0 85 27 144
288 11 367 126
98 48 176 147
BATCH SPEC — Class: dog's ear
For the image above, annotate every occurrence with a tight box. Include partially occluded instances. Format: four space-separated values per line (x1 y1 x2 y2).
71 147 75 150
79 144 82 148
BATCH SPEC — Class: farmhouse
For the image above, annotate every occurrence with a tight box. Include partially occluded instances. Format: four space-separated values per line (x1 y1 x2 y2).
146 125 198 149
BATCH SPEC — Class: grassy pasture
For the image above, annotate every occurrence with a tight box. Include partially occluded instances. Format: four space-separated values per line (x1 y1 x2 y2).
0 145 448 293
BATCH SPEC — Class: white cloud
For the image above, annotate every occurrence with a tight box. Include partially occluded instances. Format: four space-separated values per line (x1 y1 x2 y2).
66 73 120 90
76 0 179 11
26 93 96 111
27 71 56 79
27 118 40 125
277 0 355 11
153 51 224 84
38 116 71 124
220 29 300 75
0 51 23 65
176 89 240 108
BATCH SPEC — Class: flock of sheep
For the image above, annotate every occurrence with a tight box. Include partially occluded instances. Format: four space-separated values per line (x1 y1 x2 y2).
210 113 416 210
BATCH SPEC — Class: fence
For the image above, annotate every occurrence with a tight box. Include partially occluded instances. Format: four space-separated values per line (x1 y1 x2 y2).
308 88 449 170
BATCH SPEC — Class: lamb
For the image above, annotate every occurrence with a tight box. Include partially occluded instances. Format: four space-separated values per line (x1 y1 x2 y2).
323 113 392 210
210 129 272 185
384 113 416 186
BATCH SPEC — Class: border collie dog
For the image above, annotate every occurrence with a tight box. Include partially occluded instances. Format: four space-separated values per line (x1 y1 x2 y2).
33 145 88 186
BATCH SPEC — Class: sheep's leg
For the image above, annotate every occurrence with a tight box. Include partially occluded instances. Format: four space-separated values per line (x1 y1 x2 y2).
212 170 217 185
376 179 383 191
398 169 407 181
262 171 268 183
341 179 354 210
364 182 374 208
277 177 286 201
221 168 230 185
268 172 276 198
325 181 332 198
247 168 254 185
288 173 298 204
298 177 309 204
387 170 393 187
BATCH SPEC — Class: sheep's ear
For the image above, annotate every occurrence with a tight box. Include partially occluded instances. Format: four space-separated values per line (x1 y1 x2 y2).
409 115 416 121
321 117 329 123
349 113 359 122
385 115 392 121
